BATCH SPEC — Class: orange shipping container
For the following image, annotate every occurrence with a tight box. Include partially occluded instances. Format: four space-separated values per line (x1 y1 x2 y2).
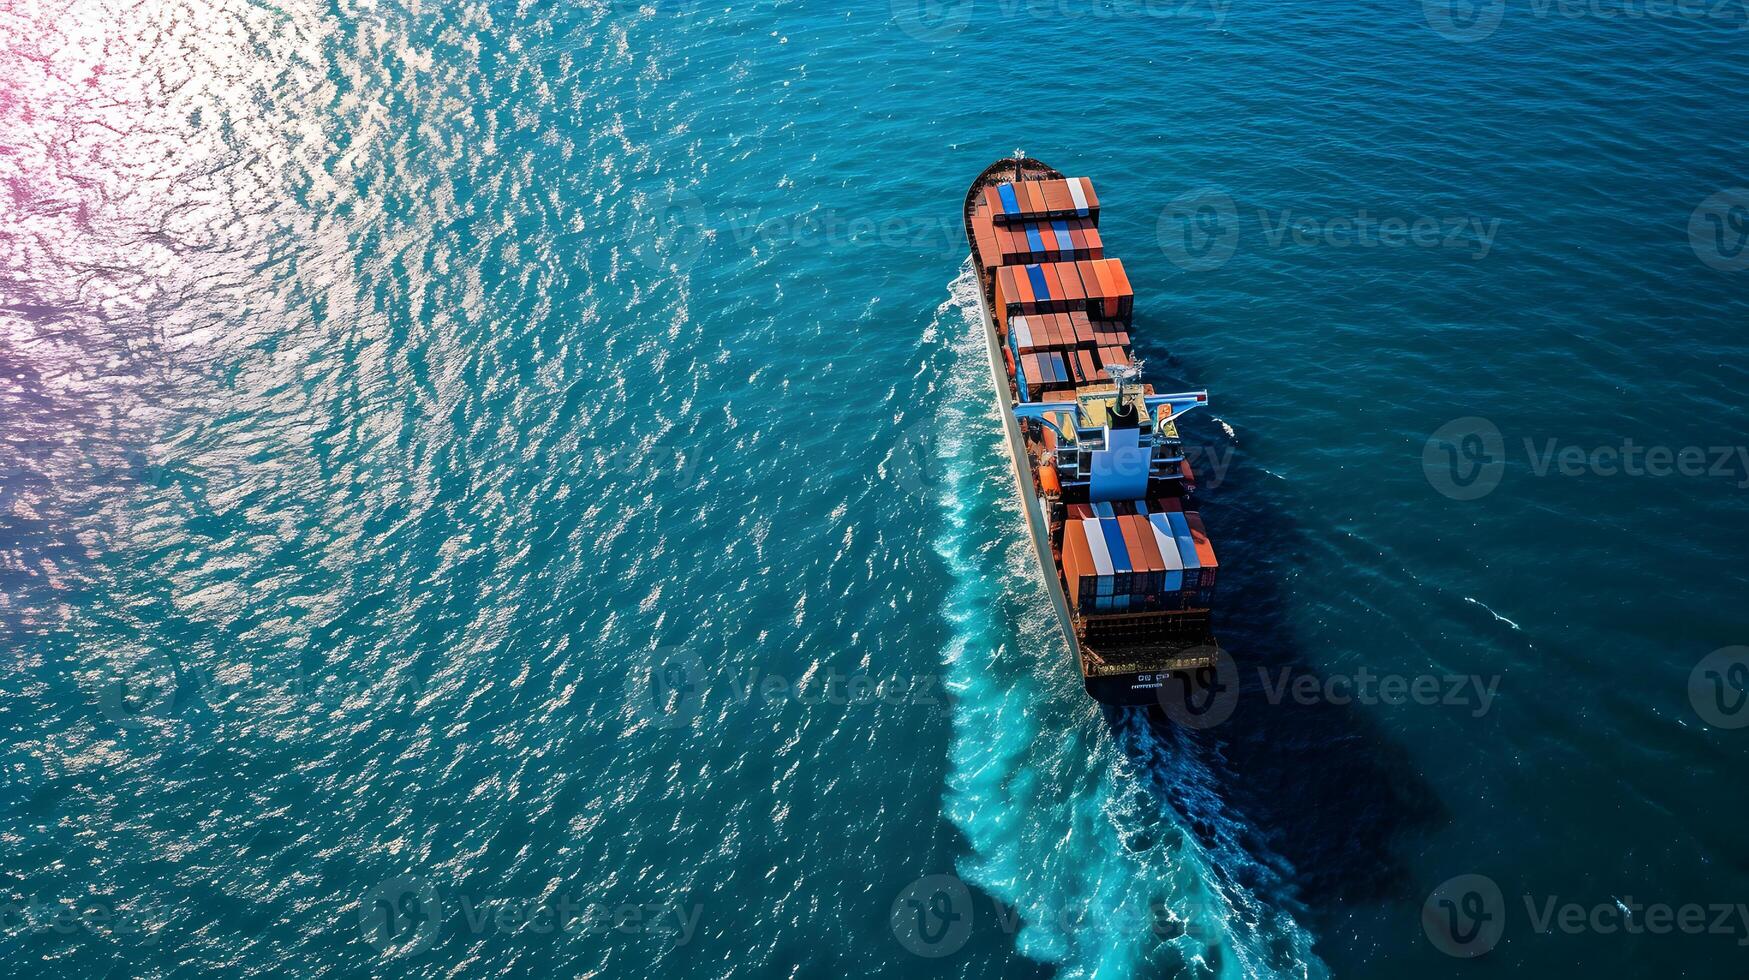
1098 346 1131 369
1092 259 1120 300
1084 225 1104 258
1061 519 1094 611
1031 180 1054 216
1132 514 1165 571
1105 257 1133 296
1054 261 1087 303
1042 179 1073 214
1184 512 1219 587
1075 260 1103 298
1074 349 1100 383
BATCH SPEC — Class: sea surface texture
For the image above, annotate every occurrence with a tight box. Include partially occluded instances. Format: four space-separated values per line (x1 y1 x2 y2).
3 1 1748 978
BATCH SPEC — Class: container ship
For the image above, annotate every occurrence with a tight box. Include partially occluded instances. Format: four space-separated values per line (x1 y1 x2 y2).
962 156 1222 705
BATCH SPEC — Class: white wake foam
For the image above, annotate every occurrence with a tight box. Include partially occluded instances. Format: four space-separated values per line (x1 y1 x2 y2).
928 263 1328 980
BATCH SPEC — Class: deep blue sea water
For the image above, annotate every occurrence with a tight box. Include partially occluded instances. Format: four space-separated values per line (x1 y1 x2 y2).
3 1 1749 978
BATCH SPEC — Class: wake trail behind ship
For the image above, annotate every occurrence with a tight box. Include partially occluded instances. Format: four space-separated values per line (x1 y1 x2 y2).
929 264 1328 980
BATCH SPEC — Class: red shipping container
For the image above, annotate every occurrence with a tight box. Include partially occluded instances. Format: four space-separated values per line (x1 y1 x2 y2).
1060 314 1086 348
1185 512 1219 588
1041 262 1066 304
1084 225 1105 259
1117 516 1148 597
1128 514 1165 601
1054 262 1087 303
1061 520 1095 613
1073 349 1100 383
983 185 1005 218
1042 179 1073 214
1075 260 1103 301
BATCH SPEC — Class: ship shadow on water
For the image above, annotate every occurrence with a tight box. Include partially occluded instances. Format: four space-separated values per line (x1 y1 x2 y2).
1098 403 1449 925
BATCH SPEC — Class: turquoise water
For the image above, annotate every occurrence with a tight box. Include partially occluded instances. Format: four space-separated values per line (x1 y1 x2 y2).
3 1 1748 978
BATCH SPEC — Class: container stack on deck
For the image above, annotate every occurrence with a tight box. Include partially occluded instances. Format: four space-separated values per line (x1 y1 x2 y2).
969 172 1224 626
1058 500 1218 614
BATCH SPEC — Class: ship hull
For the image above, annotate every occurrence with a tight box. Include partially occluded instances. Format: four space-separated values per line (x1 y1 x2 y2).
962 156 1220 708
972 271 1178 707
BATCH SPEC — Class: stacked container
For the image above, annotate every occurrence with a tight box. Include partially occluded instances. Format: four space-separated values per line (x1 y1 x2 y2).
1016 351 1071 401
1059 500 1219 614
1057 500 1220 614
994 260 1134 333
984 177 1101 225
1008 313 1096 356
990 218 1105 265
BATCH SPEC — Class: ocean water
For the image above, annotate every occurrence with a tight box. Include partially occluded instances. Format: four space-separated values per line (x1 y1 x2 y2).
3 1 1748 978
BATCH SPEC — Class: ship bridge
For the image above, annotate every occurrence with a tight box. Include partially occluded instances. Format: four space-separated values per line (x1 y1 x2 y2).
1013 387 1207 502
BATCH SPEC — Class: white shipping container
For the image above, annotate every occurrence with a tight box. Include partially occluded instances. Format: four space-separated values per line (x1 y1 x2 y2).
1148 514 1185 593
